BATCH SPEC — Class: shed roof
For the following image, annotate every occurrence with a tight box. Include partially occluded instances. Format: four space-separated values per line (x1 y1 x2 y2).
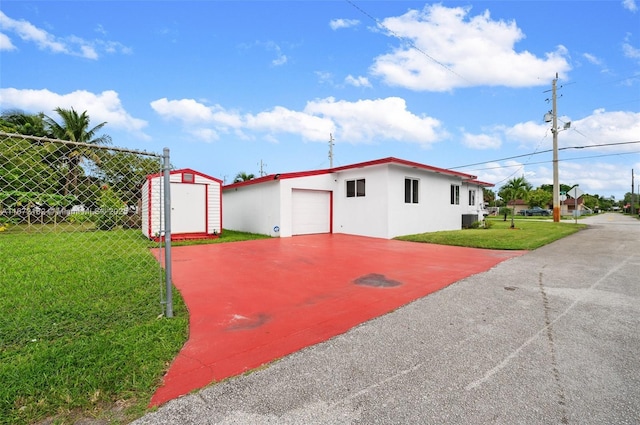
147 168 223 184
223 157 492 189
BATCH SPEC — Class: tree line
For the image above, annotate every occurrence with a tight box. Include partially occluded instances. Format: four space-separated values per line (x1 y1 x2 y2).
487 176 634 218
0 108 161 228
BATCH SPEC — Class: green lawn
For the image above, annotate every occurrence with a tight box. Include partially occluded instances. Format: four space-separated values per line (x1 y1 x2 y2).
0 230 189 425
171 228 272 246
395 217 587 250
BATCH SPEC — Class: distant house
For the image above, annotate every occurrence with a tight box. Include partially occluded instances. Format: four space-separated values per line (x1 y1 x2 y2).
561 196 588 216
222 157 492 239
506 199 528 215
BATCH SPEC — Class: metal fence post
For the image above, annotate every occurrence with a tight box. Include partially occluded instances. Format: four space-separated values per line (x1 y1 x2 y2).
163 147 173 318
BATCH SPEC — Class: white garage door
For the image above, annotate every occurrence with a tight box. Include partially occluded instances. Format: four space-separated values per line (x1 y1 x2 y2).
171 183 206 234
292 189 331 235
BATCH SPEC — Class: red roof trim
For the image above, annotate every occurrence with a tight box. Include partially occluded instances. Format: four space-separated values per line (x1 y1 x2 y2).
146 168 223 184
465 179 495 187
332 157 476 179
223 157 479 189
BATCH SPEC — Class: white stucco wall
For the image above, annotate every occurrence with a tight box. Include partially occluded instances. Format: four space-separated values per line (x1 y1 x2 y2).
332 166 390 239
385 165 463 238
223 181 281 236
461 182 486 218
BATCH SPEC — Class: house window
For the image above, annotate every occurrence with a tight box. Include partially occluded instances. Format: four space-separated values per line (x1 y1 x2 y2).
346 179 366 197
405 178 419 203
450 184 460 205
182 173 194 183
469 189 476 206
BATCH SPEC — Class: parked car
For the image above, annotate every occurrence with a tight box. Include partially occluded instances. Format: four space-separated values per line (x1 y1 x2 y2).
518 206 551 216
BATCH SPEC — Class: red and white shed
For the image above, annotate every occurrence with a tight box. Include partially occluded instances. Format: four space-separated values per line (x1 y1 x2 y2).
141 168 222 241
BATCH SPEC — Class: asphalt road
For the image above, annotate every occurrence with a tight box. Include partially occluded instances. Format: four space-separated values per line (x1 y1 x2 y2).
133 213 639 425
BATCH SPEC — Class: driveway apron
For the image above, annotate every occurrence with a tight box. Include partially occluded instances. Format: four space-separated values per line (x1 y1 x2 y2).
150 234 524 406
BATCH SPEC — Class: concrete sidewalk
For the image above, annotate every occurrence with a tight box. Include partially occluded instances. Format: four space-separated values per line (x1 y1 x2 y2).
134 213 640 425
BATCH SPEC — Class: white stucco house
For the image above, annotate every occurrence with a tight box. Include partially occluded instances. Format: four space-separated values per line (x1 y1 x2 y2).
222 157 492 239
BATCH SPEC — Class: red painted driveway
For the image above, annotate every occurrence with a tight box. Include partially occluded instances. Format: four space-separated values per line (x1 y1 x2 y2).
150 234 525 406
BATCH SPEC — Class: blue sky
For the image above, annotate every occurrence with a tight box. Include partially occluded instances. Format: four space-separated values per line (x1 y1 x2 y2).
1 1 639 199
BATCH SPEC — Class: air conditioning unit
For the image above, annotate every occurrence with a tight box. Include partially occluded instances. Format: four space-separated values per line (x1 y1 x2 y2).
462 214 478 229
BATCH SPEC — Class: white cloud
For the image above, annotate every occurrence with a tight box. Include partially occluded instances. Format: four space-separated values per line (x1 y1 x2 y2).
462 132 502 149
151 98 217 123
622 33 640 60
150 96 446 146
151 98 332 142
246 106 333 141
492 109 640 153
622 0 638 12
94 24 107 36
315 71 334 85
0 88 149 138
188 128 219 143
0 11 130 59
583 53 602 65
0 32 15 50
329 18 360 30
0 11 68 54
304 97 446 146
370 4 571 92
344 74 372 87
254 41 288 67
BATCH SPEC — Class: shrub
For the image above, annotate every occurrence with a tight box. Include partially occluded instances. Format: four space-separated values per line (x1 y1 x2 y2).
122 213 141 229
96 185 125 231
67 212 94 224
499 207 511 217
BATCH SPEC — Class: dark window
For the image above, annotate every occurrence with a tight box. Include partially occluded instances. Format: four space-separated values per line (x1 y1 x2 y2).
357 179 365 197
346 179 366 197
469 190 476 206
347 180 355 197
450 185 460 205
405 178 419 203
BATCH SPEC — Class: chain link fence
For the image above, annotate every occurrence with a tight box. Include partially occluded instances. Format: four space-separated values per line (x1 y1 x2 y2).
0 131 174 316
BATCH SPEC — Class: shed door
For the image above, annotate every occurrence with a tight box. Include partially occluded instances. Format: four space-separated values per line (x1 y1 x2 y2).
171 183 206 234
292 189 330 235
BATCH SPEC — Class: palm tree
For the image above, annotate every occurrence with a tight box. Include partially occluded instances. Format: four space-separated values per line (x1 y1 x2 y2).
233 172 255 183
500 176 532 228
44 108 111 195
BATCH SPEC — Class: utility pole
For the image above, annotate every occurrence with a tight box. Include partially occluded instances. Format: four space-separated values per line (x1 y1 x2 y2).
632 169 635 216
328 133 335 168
258 160 267 177
551 73 561 223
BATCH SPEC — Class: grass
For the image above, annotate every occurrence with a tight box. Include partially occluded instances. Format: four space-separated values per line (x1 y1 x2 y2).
0 227 271 424
0 229 189 425
170 229 272 246
395 217 587 250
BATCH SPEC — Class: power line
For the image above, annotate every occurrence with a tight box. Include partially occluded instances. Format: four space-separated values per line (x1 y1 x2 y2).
465 150 640 173
449 140 640 170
